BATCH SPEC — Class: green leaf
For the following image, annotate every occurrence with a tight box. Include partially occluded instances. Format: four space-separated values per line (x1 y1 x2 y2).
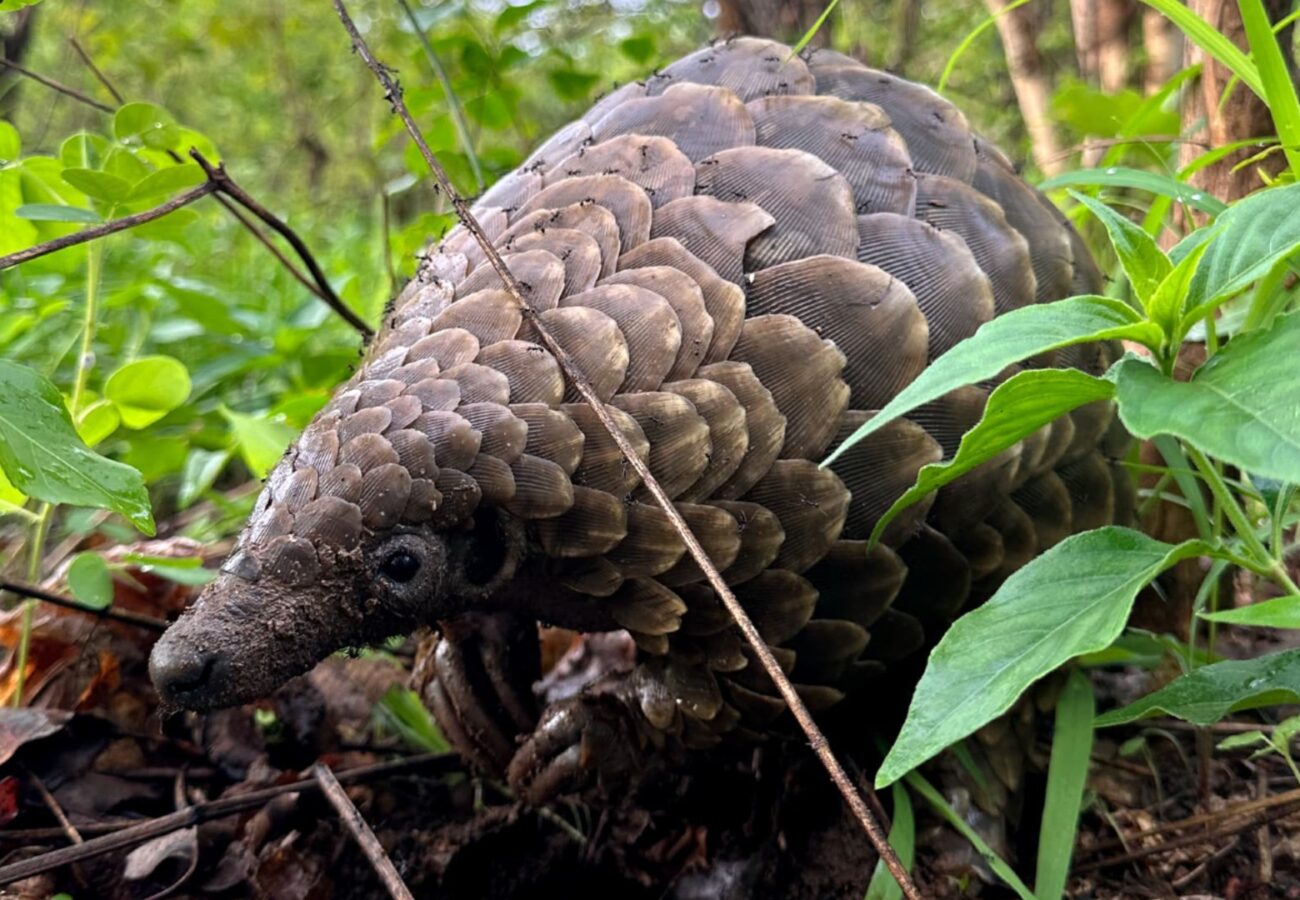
1147 233 1213 342
822 295 1161 468
221 406 295 479
104 356 192 430
870 369 1114 543
876 528 1213 787
1040 167 1227 215
0 0 44 11
113 102 175 144
618 35 656 64
14 203 101 224
127 164 205 201
177 447 231 510
1096 647 1300 726
1111 312 1300 484
1174 183 1300 318
60 168 132 204
546 68 600 101
0 361 154 534
119 552 216 586
1201 594 1300 629
375 686 451 753
0 120 20 162
59 133 107 170
1035 669 1095 900
75 398 121 447
66 551 114 610
864 783 915 900
1071 191 1170 306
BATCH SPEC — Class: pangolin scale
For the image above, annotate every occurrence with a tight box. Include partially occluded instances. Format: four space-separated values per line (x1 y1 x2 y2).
152 37 1131 794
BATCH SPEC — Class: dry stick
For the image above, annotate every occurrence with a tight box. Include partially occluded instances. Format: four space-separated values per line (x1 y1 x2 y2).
68 38 125 105
0 57 115 113
0 181 218 270
0 578 169 631
313 763 415 900
330 4 921 897
1080 785 1300 856
188 150 373 338
0 752 460 887
1075 800 1300 873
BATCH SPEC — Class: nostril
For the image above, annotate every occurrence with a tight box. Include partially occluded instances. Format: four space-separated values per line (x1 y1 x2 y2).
150 640 225 701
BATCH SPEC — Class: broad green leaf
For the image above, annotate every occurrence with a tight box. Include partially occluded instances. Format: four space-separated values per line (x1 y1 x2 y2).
15 203 101 224
1174 183 1300 318
104 355 192 429
1148 235 1213 341
870 369 1114 544
864 783 915 900
0 120 19 162
822 295 1161 468
221 406 295 479
120 552 216 586
76 398 120 446
1072 191 1170 306
113 102 175 144
1040 167 1227 215
876 528 1213 787
177 447 231 509
1035 669 1095 900
60 168 132 204
618 35 656 64
1096 647 1300 726
1111 312 1300 484
102 147 150 185
126 164 204 201
0 0 44 11
1201 594 1300 629
66 551 113 610
59 133 108 170
0 361 154 533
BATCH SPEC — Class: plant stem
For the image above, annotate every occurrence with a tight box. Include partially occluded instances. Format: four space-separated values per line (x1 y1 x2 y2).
69 239 103 415
1188 444 1300 595
12 502 52 707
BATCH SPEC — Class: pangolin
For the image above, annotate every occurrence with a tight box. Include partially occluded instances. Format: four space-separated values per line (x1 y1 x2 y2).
151 37 1131 801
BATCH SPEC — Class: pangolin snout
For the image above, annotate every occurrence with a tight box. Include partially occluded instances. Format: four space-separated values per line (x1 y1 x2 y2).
150 626 233 710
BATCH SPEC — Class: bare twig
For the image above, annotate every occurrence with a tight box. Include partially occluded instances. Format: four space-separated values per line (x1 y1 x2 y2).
188 150 373 337
312 763 415 900
0 57 114 113
68 38 125 105
0 752 460 886
330 5 921 897
0 181 218 270
1081 785 1300 856
0 578 169 632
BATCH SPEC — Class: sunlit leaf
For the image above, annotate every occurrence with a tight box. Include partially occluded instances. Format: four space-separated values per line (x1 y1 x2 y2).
177 447 231 509
1201 594 1300 628
76 398 121 447
113 102 176 144
14 203 101 224
104 356 192 429
0 120 20 162
60 168 132 204
127 164 205 202
1072 191 1170 306
220 406 295 479
1042 167 1227 215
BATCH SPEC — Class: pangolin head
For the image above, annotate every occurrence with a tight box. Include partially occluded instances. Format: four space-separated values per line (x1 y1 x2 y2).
151 282 534 710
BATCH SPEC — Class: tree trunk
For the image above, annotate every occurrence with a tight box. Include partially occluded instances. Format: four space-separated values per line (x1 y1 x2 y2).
1141 5 1181 93
986 0 1065 175
1071 0 1134 90
886 0 923 74
715 0 831 46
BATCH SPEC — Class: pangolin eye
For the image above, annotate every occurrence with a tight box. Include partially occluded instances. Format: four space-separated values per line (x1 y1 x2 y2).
380 551 421 583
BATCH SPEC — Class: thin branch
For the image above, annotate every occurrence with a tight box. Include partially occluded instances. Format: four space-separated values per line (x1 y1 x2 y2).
189 150 373 338
0 578 169 632
312 763 415 900
68 38 125 105
0 57 115 113
0 752 460 887
330 5 921 897
0 181 218 270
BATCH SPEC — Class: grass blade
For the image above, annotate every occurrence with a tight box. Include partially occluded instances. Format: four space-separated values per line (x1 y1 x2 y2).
903 769 1034 900
1137 0 1263 100
1238 0 1300 177
1034 669 1095 899
788 0 841 58
865 783 915 900
937 0 1036 93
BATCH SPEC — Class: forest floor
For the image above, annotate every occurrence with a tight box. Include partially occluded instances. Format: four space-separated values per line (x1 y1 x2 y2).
2 534 1300 899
